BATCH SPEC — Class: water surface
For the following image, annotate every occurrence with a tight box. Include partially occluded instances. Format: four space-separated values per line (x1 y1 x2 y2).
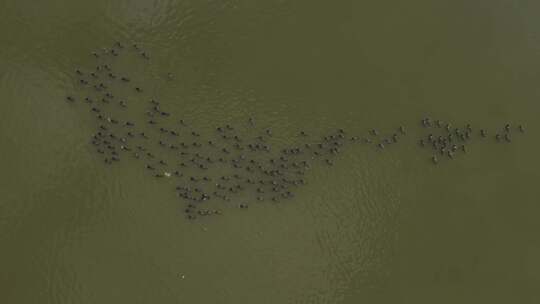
1 0 539 303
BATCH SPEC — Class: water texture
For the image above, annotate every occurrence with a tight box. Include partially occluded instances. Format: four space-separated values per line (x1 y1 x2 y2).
1 0 539 303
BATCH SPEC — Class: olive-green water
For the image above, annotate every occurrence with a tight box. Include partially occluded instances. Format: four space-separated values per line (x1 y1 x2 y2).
1 0 540 303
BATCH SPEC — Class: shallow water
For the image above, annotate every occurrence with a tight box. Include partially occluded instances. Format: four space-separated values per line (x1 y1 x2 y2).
1 0 540 303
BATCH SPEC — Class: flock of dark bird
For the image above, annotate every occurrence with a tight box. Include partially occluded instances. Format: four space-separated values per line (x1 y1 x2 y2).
65 41 526 221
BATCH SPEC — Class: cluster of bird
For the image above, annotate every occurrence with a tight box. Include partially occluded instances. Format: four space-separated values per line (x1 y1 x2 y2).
65 41 526 220
417 117 525 164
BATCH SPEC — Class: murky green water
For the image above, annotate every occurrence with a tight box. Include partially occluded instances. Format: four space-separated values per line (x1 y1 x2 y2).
1 0 539 303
